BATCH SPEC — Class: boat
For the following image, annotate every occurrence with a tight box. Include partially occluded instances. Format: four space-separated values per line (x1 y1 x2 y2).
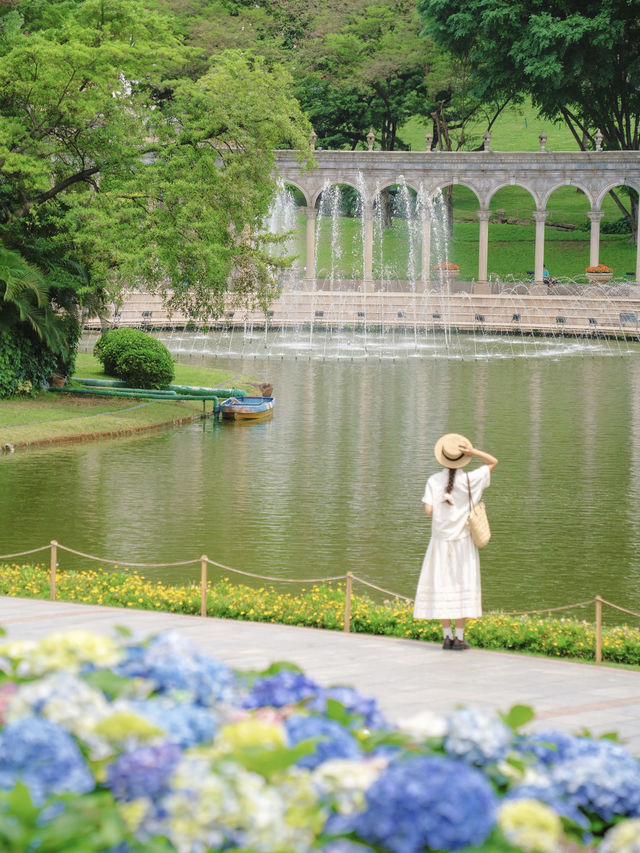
220 396 274 421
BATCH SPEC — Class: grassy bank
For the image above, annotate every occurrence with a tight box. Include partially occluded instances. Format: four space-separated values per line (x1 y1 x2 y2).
3 564 639 667
0 354 262 450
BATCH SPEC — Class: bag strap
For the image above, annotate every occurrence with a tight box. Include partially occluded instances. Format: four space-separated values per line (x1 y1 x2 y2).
466 472 474 513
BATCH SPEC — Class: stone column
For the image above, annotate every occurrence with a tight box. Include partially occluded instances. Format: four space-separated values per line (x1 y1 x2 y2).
421 207 432 291
363 201 374 293
304 207 317 290
587 210 604 268
636 210 640 284
533 210 549 284
475 209 491 293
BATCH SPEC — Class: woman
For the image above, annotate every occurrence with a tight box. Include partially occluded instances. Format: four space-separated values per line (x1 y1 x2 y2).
414 433 498 650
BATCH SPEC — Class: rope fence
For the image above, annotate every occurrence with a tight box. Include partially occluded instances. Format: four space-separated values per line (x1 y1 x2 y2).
2 542 640 664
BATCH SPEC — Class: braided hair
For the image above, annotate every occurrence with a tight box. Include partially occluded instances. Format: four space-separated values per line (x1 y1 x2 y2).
443 467 457 504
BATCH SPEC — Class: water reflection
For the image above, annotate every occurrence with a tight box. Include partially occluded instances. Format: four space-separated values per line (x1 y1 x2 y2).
2 341 640 623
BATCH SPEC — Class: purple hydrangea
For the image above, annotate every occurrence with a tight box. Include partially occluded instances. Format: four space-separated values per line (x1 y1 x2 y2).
129 699 217 748
352 755 497 852
243 670 321 709
307 686 388 731
106 743 181 802
116 633 236 707
284 714 362 769
0 717 94 805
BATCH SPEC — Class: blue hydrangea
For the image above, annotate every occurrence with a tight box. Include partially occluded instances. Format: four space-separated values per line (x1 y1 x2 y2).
129 698 217 748
516 730 579 765
307 686 388 731
352 755 497 852
115 632 236 707
0 717 94 805
444 708 511 766
106 743 181 802
284 714 362 769
550 745 640 821
243 670 321 709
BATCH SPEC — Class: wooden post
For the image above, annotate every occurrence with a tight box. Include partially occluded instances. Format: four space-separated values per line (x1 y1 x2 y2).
200 556 208 617
595 595 602 664
344 572 353 633
50 540 57 600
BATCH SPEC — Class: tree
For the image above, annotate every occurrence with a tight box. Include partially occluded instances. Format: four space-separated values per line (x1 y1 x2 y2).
292 0 437 151
419 0 640 152
0 0 312 324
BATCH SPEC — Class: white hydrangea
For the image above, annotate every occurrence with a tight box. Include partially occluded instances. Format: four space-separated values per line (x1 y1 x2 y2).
312 756 388 814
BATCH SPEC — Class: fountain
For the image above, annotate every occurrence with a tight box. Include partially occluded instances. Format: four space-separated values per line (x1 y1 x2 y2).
83 176 640 361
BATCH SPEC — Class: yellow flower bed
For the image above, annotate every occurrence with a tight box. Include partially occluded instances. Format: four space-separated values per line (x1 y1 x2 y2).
1 564 639 665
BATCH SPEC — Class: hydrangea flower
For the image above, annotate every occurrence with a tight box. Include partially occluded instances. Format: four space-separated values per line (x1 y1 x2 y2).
307 686 388 731
218 718 286 751
498 798 563 852
444 707 512 766
106 743 182 802
353 755 497 852
115 632 236 706
517 729 579 765
313 756 387 815
397 709 448 740
0 716 94 805
599 818 640 852
0 631 122 677
128 697 218 748
243 670 322 709
550 747 640 821
285 714 362 770
162 756 322 852
5 671 111 756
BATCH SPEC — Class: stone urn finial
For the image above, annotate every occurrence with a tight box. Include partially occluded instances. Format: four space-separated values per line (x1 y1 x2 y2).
482 130 491 151
539 131 547 152
366 128 375 151
425 132 433 152
594 128 603 151
310 129 317 150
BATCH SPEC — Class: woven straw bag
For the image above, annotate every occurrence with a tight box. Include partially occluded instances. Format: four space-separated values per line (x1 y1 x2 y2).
466 473 491 548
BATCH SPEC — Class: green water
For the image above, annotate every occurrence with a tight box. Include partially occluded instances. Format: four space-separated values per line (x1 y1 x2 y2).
2 339 640 622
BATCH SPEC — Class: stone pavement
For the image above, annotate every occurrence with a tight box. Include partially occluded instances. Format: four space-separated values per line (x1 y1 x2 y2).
3 596 640 754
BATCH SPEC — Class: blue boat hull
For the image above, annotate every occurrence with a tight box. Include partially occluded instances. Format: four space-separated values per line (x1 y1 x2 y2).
220 396 274 420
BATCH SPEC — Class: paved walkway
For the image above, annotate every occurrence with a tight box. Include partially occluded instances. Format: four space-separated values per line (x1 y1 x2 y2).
3 596 640 754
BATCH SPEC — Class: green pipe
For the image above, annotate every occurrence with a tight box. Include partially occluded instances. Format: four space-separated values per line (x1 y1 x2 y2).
51 387 177 399
75 378 246 398
165 384 247 398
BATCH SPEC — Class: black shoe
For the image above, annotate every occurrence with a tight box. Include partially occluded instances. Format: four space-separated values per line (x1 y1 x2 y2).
451 638 471 650
443 637 454 649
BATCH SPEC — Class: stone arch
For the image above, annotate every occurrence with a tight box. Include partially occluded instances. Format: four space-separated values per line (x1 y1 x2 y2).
596 179 640 210
311 180 362 211
279 179 310 208
487 183 537 210
429 180 482 208
541 180 595 210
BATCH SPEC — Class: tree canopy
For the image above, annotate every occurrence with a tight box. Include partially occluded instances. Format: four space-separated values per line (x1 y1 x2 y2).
0 0 311 325
419 0 640 151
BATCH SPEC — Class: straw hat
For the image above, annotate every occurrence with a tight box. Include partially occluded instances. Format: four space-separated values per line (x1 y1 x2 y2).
434 433 473 469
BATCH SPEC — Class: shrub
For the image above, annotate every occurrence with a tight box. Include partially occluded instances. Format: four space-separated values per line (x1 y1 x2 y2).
94 328 174 388
0 329 57 398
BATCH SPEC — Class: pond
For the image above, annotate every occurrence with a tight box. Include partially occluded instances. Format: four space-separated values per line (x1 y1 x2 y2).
3 331 640 623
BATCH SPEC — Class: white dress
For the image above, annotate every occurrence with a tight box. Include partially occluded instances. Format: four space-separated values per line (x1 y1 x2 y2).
413 465 491 620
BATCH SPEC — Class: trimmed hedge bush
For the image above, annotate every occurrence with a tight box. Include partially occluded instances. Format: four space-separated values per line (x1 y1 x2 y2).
94 329 174 388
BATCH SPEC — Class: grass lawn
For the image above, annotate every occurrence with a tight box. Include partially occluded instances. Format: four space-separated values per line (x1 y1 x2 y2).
1 354 262 450
400 97 579 152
